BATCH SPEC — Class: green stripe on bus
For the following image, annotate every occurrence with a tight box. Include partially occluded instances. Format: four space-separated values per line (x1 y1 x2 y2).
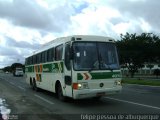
25 62 64 73
53 62 63 73
43 63 52 72
25 66 34 72
77 72 121 80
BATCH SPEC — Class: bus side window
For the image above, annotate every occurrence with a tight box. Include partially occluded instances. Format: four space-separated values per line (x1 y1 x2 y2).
51 48 55 61
65 43 71 70
31 56 33 65
33 55 36 64
47 48 54 62
55 45 63 61
47 49 50 62
41 51 45 63
29 56 33 65
35 54 38 64
44 51 48 63
25 58 27 65
38 53 41 64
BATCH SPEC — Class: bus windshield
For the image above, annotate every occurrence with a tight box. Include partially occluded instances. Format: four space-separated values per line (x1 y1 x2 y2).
73 42 119 71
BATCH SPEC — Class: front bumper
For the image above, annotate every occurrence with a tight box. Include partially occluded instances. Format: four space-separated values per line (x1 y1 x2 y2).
73 86 122 99
15 72 23 76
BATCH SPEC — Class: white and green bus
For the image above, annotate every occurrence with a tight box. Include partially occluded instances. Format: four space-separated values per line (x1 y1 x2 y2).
25 35 122 101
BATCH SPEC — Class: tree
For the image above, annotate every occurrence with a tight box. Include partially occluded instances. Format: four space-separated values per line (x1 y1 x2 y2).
117 32 160 77
153 69 160 78
11 63 24 72
3 66 12 72
146 64 154 74
126 63 138 78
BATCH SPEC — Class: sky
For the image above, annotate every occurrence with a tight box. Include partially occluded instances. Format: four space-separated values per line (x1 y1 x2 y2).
0 0 159 68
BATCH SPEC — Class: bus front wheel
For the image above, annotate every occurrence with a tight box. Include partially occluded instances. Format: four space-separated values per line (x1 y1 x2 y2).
33 79 39 92
57 84 66 101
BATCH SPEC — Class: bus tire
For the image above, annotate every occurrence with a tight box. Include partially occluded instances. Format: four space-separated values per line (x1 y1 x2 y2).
57 84 66 101
33 79 39 92
93 96 102 100
30 79 34 90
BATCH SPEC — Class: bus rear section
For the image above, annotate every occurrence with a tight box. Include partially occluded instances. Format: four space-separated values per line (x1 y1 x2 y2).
70 40 122 99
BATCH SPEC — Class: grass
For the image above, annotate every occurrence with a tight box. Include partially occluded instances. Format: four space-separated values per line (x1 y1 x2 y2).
122 78 160 86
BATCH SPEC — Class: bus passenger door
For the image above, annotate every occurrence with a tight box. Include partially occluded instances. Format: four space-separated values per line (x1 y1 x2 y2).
64 43 73 97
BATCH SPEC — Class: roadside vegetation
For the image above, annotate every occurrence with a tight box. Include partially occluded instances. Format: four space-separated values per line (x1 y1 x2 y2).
122 78 160 86
2 63 25 73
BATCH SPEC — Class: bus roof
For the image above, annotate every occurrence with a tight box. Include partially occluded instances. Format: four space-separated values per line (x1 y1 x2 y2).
27 35 115 57
44 35 115 45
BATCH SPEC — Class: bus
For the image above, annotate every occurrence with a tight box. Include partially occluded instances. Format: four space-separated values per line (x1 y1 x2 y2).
13 67 24 76
25 35 122 101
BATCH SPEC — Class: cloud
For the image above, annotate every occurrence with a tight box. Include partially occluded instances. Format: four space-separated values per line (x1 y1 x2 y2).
72 1 89 14
5 36 41 49
0 46 18 56
107 0 160 32
0 35 41 67
0 0 160 67
0 0 73 32
0 43 24 66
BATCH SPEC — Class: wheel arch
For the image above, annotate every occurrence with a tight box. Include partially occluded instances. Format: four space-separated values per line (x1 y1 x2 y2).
30 77 33 86
55 80 61 94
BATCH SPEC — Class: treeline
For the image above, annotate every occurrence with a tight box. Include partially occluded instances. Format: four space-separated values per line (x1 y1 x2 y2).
3 63 25 73
116 32 160 77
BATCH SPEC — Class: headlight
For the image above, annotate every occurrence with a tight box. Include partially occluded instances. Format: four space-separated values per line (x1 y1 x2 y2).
78 83 82 88
117 81 121 85
114 80 121 85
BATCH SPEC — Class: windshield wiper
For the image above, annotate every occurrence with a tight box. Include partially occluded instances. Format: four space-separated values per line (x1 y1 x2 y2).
88 64 96 73
88 68 93 73
100 62 114 72
107 65 113 72
88 60 99 72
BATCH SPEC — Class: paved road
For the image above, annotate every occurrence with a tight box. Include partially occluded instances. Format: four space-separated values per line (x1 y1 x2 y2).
0 73 160 120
